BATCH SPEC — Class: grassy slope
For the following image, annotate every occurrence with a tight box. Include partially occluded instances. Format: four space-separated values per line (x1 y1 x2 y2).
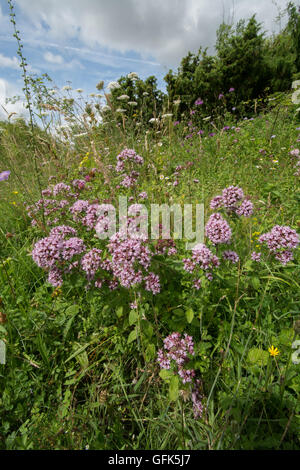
0 101 299 450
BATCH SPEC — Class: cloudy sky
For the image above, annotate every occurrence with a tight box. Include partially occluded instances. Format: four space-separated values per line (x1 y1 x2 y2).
0 0 295 119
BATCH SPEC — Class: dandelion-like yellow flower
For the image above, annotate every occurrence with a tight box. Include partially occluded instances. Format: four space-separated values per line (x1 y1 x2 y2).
268 345 280 357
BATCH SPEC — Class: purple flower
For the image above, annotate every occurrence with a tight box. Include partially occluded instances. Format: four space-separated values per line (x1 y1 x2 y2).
0 170 10 181
218 93 224 100
229 87 235 92
195 98 203 106
81 248 102 280
221 186 244 210
205 213 232 245
222 250 239 264
251 252 261 262
236 199 254 217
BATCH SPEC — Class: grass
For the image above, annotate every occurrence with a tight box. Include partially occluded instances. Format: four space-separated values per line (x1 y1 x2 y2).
0 89 299 450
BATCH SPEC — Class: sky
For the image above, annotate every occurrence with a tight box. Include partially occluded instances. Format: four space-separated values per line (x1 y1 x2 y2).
0 0 296 120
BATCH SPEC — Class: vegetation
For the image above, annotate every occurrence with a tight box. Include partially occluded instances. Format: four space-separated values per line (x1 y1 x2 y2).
0 0 299 451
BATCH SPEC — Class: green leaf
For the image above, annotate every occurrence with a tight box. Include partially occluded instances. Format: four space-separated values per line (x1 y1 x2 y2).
116 306 124 318
65 305 80 316
247 348 269 367
129 309 138 325
145 343 156 361
159 369 173 381
251 277 260 290
169 375 179 402
186 308 194 324
128 328 137 344
140 319 153 339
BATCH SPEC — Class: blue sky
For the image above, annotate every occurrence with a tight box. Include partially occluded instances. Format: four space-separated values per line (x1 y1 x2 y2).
0 0 295 119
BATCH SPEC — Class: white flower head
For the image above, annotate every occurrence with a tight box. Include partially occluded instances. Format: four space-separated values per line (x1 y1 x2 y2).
107 81 121 90
117 95 130 100
128 101 137 106
76 88 83 93
128 72 138 80
62 85 72 91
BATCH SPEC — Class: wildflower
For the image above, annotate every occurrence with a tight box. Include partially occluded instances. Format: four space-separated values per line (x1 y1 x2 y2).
117 94 130 100
138 191 148 200
107 81 121 90
236 199 254 217
144 272 160 295
195 98 203 106
205 213 232 245
191 380 204 419
0 170 10 181
81 248 102 280
268 345 280 357
222 250 239 264
127 72 138 80
76 88 83 93
258 225 299 265
218 93 224 99
128 101 137 106
229 87 235 92
221 185 244 210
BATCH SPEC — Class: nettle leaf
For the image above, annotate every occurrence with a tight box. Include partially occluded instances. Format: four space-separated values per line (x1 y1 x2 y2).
247 348 269 367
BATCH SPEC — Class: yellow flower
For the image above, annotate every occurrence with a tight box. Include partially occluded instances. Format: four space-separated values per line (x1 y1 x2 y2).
12 191 18 195
268 345 280 357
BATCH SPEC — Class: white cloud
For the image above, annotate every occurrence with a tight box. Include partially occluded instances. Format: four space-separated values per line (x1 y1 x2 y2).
0 53 20 70
14 0 290 67
0 78 27 120
44 51 64 64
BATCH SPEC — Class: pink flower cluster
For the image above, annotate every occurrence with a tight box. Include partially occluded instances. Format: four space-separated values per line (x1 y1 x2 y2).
158 333 204 418
116 148 144 188
183 243 220 285
32 225 86 287
107 232 160 294
157 332 195 383
210 186 253 217
222 250 239 264
257 225 299 265
205 213 232 245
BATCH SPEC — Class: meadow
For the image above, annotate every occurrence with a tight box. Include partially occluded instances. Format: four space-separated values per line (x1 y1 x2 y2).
0 76 299 451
